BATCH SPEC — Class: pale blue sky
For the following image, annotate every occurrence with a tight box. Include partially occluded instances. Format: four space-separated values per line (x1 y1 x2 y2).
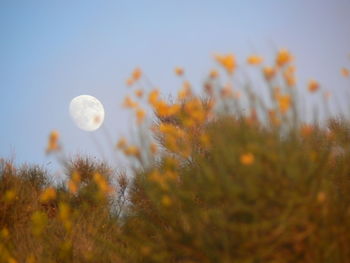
1 0 350 169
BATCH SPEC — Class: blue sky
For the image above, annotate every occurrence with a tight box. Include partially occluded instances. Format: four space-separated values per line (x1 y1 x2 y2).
1 0 350 170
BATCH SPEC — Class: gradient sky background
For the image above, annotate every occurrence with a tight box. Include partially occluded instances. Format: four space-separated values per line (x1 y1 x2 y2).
1 0 350 172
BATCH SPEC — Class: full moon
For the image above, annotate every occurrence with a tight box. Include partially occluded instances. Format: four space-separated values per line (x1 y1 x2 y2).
69 95 105 131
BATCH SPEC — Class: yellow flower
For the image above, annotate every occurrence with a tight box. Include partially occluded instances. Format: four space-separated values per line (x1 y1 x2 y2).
124 145 140 157
209 69 219 79
67 180 78 194
93 173 112 194
308 79 320 93
46 130 60 153
31 211 48 236
341 67 349 77
132 67 142 81
161 195 172 207
116 137 127 149
154 101 180 117
134 89 144 98
174 67 184 76
122 96 138 108
40 187 57 203
276 49 293 67
215 53 236 74
262 67 276 81
247 55 263 65
148 89 160 106
126 77 134 86
283 65 296 86
220 84 233 97
178 81 192 100
300 124 314 137
277 94 291 114
240 153 255 165
3 189 16 202
136 108 146 124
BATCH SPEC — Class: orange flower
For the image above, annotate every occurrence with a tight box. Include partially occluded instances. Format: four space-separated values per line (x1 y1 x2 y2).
300 124 314 137
136 108 146 124
126 78 134 86
46 130 60 153
116 137 127 149
277 94 291 113
276 49 293 67
240 153 255 165
308 79 320 93
134 89 144 98
148 89 160 106
161 195 172 207
262 67 276 81
220 84 233 97
215 53 236 74
132 67 142 81
124 145 140 157
341 67 349 77
123 96 138 108
283 66 296 87
174 67 184 76
209 69 219 79
247 55 263 65
40 187 57 203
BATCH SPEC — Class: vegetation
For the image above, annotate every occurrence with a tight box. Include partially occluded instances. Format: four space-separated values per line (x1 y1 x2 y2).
1 50 350 262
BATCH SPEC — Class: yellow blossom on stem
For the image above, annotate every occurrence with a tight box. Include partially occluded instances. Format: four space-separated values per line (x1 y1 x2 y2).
136 108 146 124
132 67 142 81
215 53 236 74
93 173 112 194
67 180 78 194
209 69 219 79
308 79 320 93
174 67 184 76
262 67 276 81
46 130 60 153
161 195 172 207
283 65 296 87
134 89 144 98
300 124 314 137
123 96 138 108
116 137 127 149
341 67 349 77
247 55 263 65
124 145 140 157
277 94 291 114
148 89 160 106
126 77 134 86
40 187 56 203
240 153 255 165
276 49 293 67
220 84 233 97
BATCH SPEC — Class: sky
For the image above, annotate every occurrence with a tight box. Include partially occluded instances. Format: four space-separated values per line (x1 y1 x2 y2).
0 0 350 171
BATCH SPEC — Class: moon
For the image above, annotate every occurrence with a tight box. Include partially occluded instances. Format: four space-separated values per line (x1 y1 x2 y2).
69 95 105 131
